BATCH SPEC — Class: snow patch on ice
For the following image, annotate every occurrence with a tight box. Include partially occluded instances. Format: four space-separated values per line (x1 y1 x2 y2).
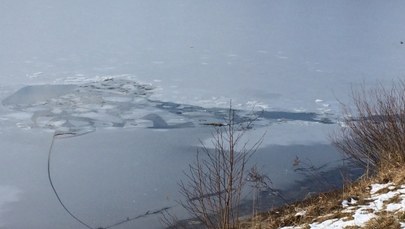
26 72 43 79
276 55 289 59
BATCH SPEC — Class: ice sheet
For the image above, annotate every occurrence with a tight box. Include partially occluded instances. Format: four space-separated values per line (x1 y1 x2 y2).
1 77 336 136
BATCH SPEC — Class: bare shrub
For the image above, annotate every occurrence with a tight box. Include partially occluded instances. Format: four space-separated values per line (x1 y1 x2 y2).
334 82 405 174
292 156 336 189
177 108 264 229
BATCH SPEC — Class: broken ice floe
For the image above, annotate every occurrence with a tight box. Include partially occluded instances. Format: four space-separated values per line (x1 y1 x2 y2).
1 77 336 134
2 78 154 133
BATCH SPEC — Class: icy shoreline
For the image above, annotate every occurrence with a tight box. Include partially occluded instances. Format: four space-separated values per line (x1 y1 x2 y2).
0 77 343 228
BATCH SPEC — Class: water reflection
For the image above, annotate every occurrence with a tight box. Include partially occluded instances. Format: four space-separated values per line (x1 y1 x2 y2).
165 143 362 228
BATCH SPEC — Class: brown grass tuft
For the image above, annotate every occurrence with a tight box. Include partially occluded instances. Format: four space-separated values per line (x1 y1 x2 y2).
344 226 361 229
395 211 405 221
243 166 405 229
363 211 400 229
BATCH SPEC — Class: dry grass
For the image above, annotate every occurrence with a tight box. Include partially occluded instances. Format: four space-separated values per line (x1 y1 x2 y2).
396 211 405 221
384 194 402 205
343 226 361 229
363 211 401 229
239 166 405 229
334 81 405 176
239 189 344 228
242 83 405 228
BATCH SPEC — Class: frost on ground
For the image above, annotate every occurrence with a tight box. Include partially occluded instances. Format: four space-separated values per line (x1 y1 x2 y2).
280 182 405 229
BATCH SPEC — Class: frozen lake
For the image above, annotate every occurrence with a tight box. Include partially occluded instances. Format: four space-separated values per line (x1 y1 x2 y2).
0 1 405 228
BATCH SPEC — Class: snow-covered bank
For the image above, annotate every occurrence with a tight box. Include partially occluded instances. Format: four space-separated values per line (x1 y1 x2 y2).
279 181 405 229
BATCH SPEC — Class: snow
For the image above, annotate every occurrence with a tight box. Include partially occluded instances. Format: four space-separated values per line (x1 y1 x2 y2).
341 198 357 208
370 183 394 195
281 183 405 229
295 210 306 217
